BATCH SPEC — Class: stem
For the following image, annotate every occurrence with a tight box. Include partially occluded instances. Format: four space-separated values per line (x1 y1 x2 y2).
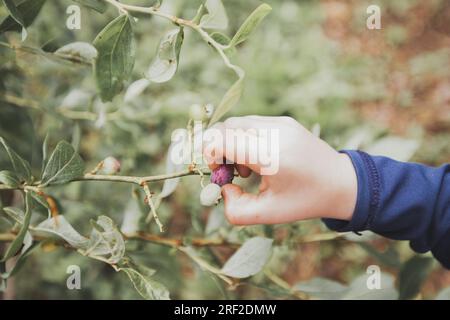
80 169 210 185
264 270 310 300
125 232 240 248
142 182 164 232
0 170 210 191
0 231 238 248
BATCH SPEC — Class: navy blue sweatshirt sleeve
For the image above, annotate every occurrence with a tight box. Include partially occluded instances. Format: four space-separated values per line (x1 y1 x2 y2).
322 150 450 269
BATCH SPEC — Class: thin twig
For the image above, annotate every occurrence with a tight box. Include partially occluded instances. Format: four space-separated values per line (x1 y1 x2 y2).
0 169 211 191
142 182 164 232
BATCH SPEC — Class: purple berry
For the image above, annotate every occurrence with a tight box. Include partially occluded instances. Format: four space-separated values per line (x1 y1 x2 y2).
211 164 234 187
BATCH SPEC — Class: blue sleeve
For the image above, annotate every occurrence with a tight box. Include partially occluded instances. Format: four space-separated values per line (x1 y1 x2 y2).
322 150 450 269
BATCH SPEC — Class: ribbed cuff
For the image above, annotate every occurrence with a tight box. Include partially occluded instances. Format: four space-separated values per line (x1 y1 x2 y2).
322 150 380 233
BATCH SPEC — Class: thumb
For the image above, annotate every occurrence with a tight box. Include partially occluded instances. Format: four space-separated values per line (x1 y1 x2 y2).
222 184 274 225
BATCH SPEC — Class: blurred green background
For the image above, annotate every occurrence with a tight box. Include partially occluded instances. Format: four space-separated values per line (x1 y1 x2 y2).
0 0 449 299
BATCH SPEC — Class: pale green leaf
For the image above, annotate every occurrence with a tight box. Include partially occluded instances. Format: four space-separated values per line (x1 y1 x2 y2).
208 77 244 126
205 205 228 235
343 272 398 300
81 216 125 264
158 135 186 199
200 0 228 30
0 170 20 188
120 267 170 300
41 133 50 173
40 141 85 186
3 206 25 224
34 216 89 249
55 41 98 64
1 193 32 262
221 236 273 278
94 14 135 102
210 32 236 56
229 4 272 47
120 199 142 234
1 232 36 279
146 27 184 83
0 137 32 183
72 0 107 13
124 78 150 103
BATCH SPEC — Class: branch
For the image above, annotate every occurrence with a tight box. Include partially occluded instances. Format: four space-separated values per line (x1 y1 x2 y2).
125 232 240 248
0 231 238 248
0 169 211 191
103 0 244 78
0 230 341 247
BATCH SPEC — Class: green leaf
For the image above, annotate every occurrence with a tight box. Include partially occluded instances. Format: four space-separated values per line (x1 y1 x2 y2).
205 205 228 235
80 216 125 264
3 206 25 224
55 41 98 64
210 32 230 46
208 76 244 126
200 0 228 30
1 234 37 279
221 236 273 278
40 140 85 186
41 133 50 173
210 32 236 56
398 256 434 300
34 216 89 249
30 191 50 213
93 14 135 102
120 267 170 300
124 78 150 103
229 3 272 47
0 137 32 183
2 0 26 28
146 27 184 83
2 238 37 279
72 0 107 13
0 0 46 38
0 170 20 188
1 192 33 262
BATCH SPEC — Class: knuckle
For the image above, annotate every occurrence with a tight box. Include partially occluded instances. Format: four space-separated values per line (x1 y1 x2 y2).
280 116 296 125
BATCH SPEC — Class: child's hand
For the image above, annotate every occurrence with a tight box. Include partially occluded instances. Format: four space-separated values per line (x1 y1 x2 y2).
203 116 358 225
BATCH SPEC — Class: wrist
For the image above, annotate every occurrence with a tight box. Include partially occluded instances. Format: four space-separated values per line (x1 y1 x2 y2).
331 153 358 221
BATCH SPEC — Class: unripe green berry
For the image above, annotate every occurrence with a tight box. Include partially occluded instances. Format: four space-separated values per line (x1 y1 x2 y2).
204 103 214 119
189 104 206 121
200 183 222 206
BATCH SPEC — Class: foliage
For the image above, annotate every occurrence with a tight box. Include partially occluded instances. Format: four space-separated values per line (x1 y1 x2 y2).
0 0 449 300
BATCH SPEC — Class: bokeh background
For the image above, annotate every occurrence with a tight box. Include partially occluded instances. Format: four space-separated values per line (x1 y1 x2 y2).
0 0 449 299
